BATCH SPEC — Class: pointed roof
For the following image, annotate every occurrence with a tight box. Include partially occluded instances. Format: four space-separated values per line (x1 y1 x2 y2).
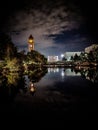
29 34 34 39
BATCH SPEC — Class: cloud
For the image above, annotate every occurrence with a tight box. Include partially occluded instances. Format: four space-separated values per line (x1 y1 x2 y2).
4 0 85 56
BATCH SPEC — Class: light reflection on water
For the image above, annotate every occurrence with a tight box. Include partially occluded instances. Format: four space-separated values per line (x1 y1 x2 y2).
48 67 82 77
0 67 98 120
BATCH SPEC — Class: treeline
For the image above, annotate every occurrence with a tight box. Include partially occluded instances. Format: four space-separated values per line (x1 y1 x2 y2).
62 48 98 66
70 50 98 63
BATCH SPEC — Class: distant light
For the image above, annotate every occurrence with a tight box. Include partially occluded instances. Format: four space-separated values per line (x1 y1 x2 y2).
30 86 35 92
31 83 34 87
61 71 64 77
48 56 59 62
61 54 64 58
48 68 59 73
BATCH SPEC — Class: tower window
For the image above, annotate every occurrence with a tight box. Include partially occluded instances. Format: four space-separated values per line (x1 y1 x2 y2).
30 44 33 47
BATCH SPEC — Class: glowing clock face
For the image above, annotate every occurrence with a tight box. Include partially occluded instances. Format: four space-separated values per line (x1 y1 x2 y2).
29 39 33 43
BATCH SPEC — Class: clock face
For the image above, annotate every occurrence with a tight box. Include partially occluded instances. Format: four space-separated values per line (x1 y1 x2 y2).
29 39 33 43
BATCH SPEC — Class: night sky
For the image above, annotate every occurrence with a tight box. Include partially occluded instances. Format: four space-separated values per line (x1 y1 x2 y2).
0 0 98 57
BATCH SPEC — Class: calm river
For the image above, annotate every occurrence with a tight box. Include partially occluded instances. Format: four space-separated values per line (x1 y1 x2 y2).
0 67 98 122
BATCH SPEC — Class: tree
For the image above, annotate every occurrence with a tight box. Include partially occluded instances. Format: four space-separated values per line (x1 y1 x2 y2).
87 51 94 62
62 57 67 61
73 53 80 61
70 56 74 61
0 33 17 60
5 58 22 72
26 50 47 64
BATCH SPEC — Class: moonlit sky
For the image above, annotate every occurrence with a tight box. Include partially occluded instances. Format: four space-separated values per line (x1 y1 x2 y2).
0 0 98 57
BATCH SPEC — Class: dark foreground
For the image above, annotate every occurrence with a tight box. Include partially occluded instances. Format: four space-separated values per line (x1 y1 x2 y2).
1 82 98 121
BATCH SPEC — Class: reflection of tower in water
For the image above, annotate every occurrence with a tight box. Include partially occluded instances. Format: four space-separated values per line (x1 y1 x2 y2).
29 82 36 95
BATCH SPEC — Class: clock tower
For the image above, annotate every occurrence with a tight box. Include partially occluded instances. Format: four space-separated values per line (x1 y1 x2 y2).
28 34 34 52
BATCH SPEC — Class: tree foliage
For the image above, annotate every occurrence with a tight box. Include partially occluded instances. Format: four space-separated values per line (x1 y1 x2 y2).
26 50 47 64
0 33 17 60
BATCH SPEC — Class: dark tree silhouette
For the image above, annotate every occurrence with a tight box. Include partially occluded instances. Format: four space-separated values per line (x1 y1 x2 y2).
0 33 17 60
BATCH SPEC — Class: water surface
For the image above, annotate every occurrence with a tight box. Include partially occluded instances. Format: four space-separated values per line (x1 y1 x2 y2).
0 67 98 121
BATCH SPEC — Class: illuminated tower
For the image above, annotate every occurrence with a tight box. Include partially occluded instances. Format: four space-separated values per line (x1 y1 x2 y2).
28 34 34 52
